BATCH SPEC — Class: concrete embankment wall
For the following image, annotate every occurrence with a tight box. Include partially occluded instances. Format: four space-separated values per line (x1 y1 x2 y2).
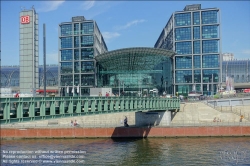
1 126 250 139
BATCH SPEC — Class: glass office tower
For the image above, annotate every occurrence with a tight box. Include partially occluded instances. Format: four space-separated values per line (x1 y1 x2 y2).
59 16 108 96
155 4 221 96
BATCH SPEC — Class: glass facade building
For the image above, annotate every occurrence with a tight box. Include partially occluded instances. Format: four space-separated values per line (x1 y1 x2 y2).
19 8 39 95
95 48 175 96
154 4 221 96
2 59 249 93
222 60 250 84
59 16 108 96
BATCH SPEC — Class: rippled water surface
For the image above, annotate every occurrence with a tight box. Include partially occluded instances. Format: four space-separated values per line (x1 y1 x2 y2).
1 137 250 166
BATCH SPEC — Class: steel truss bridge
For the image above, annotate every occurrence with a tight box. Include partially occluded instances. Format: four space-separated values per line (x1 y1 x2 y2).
0 97 180 124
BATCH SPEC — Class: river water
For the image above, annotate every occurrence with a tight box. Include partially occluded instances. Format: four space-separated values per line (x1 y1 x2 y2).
1 137 249 166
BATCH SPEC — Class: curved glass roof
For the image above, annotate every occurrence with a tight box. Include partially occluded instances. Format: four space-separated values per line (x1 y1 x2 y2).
95 47 175 71
1 65 58 87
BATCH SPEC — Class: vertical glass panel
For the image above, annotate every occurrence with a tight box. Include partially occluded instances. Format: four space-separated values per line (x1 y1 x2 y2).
74 74 79 85
74 23 79 35
81 22 94 34
60 75 73 86
175 56 192 69
175 27 191 41
193 12 200 25
61 62 73 74
74 36 79 48
194 55 201 68
74 49 79 60
202 55 219 68
193 26 200 39
195 84 201 91
175 70 192 83
81 61 94 72
193 41 200 54
74 62 80 73
81 35 94 47
61 37 72 48
202 25 218 39
175 42 192 54
61 49 72 61
175 13 191 26
202 10 218 24
202 69 219 83
81 74 94 86
176 85 192 96
194 70 201 83
61 24 72 36
81 88 90 95
81 48 94 60
202 40 219 53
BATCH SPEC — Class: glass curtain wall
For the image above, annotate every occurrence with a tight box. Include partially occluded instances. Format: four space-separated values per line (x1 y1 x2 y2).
173 8 220 96
59 20 95 96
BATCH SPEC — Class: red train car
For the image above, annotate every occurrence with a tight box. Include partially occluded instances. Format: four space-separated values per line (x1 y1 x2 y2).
243 89 250 93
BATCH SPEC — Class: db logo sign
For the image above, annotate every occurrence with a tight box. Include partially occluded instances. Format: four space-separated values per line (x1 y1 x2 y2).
21 15 30 24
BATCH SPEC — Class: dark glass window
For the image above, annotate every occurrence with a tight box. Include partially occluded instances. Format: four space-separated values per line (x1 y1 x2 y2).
61 62 73 74
202 55 219 68
81 74 95 86
74 49 79 60
202 10 218 24
81 48 94 60
61 37 72 48
194 70 201 83
175 27 191 41
61 49 72 61
81 35 94 47
175 42 192 54
175 70 192 83
193 26 200 39
74 74 80 85
194 55 201 68
74 23 79 35
193 12 200 25
202 69 219 83
74 36 79 48
61 24 72 36
81 22 94 34
202 25 218 39
176 85 192 95
193 41 200 54
202 40 219 53
175 56 192 69
81 61 94 72
60 75 73 86
74 62 80 73
175 13 191 26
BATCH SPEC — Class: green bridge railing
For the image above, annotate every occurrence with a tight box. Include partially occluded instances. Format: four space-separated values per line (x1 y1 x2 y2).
0 97 180 124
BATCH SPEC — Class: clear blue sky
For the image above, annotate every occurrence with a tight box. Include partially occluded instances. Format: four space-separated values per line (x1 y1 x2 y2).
2 1 250 66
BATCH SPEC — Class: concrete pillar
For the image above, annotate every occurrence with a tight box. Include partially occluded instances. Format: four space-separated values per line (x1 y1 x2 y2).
135 111 171 127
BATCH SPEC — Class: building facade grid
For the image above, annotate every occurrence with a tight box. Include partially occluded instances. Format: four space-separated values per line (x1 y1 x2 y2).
58 16 107 96
155 4 221 96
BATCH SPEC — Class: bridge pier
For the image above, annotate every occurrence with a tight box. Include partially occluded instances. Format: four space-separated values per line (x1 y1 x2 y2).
135 110 171 127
